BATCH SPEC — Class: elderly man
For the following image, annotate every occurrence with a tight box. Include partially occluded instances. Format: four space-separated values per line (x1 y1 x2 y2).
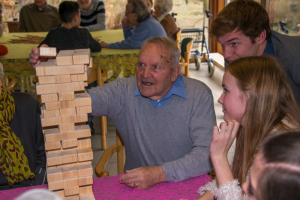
19 0 61 32
211 0 300 107
100 0 166 49
78 0 107 31
29 37 215 189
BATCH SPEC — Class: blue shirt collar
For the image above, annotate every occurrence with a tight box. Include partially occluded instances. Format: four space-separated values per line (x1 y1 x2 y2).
134 75 187 99
263 39 275 56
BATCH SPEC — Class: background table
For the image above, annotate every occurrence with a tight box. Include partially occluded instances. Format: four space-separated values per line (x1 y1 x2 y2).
0 174 211 200
0 30 140 91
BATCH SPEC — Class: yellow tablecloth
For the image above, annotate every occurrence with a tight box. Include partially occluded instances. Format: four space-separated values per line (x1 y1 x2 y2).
0 30 140 91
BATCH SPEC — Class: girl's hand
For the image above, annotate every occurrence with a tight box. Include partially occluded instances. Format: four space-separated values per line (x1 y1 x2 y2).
210 119 240 163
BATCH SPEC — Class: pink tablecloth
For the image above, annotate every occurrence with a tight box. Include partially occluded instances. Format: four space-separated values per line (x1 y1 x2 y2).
0 174 211 200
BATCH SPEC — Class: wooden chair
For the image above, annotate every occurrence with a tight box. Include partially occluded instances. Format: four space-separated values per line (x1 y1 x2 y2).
175 28 182 50
179 38 193 77
95 130 125 177
96 67 108 149
2 76 17 91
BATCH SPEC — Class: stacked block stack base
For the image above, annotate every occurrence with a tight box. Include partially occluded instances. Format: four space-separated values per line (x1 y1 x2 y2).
36 47 95 200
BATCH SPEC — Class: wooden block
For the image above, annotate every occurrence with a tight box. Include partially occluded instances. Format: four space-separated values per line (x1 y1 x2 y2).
76 105 92 114
44 128 62 142
62 149 78 164
41 115 59 127
80 193 95 200
64 186 80 197
84 82 88 87
59 50 75 55
47 167 63 182
60 125 90 141
74 92 91 107
39 47 57 57
55 74 71 83
64 177 79 188
44 101 61 110
77 163 93 177
60 107 76 117
60 114 88 124
41 108 60 118
38 75 55 84
60 123 75 133
45 141 61 151
71 73 88 82
77 148 93 162
62 165 78 180
78 176 93 186
48 179 64 191
59 91 75 101
88 57 93 69
44 64 85 76
36 82 85 95
47 151 63 166
41 93 58 103
79 186 93 195
35 66 45 76
75 125 91 139
56 53 73 66
77 138 91 149
73 52 90 65
62 139 78 149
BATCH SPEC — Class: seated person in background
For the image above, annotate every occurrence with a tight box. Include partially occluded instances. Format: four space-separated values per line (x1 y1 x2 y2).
210 0 300 108
100 0 167 49
144 0 153 14
153 0 178 39
31 37 216 189
0 64 46 190
78 0 107 31
243 131 300 200
19 0 62 32
38 1 102 53
197 56 300 200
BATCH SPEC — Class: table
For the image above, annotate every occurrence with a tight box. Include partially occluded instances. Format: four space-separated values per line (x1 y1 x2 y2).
0 30 140 91
0 174 211 199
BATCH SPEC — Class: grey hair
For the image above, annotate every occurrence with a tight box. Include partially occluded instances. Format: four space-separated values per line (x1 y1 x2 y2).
154 0 173 13
128 0 150 23
0 62 4 79
141 37 180 69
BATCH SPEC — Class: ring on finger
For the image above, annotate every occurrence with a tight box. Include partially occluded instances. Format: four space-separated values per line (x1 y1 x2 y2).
133 182 138 188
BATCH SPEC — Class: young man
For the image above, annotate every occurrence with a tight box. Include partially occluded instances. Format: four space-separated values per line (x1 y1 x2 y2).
38 1 101 53
30 37 216 189
210 0 300 107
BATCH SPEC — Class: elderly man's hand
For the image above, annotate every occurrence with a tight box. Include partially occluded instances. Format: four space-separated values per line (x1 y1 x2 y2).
119 166 166 189
29 44 49 67
100 41 107 48
121 17 130 28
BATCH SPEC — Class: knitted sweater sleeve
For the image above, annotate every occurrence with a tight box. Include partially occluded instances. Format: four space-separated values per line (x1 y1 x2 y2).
107 27 143 49
87 31 102 52
161 82 215 182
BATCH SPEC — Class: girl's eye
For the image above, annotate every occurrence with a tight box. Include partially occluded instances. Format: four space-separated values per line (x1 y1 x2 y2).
223 88 228 93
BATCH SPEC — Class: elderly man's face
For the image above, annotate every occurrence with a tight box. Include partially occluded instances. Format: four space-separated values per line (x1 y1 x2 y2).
78 0 92 11
136 43 179 100
125 3 138 25
34 0 46 9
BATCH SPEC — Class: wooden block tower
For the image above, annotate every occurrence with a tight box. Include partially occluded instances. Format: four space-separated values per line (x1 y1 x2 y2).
35 47 95 200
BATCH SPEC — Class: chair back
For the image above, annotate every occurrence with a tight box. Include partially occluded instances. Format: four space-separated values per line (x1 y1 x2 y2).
175 28 182 49
179 38 193 77
2 76 17 92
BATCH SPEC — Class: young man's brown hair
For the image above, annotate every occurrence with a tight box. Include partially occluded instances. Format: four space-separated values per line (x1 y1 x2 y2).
210 0 271 43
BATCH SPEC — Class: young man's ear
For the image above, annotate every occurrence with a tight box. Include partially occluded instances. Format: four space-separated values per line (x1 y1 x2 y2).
256 29 267 45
